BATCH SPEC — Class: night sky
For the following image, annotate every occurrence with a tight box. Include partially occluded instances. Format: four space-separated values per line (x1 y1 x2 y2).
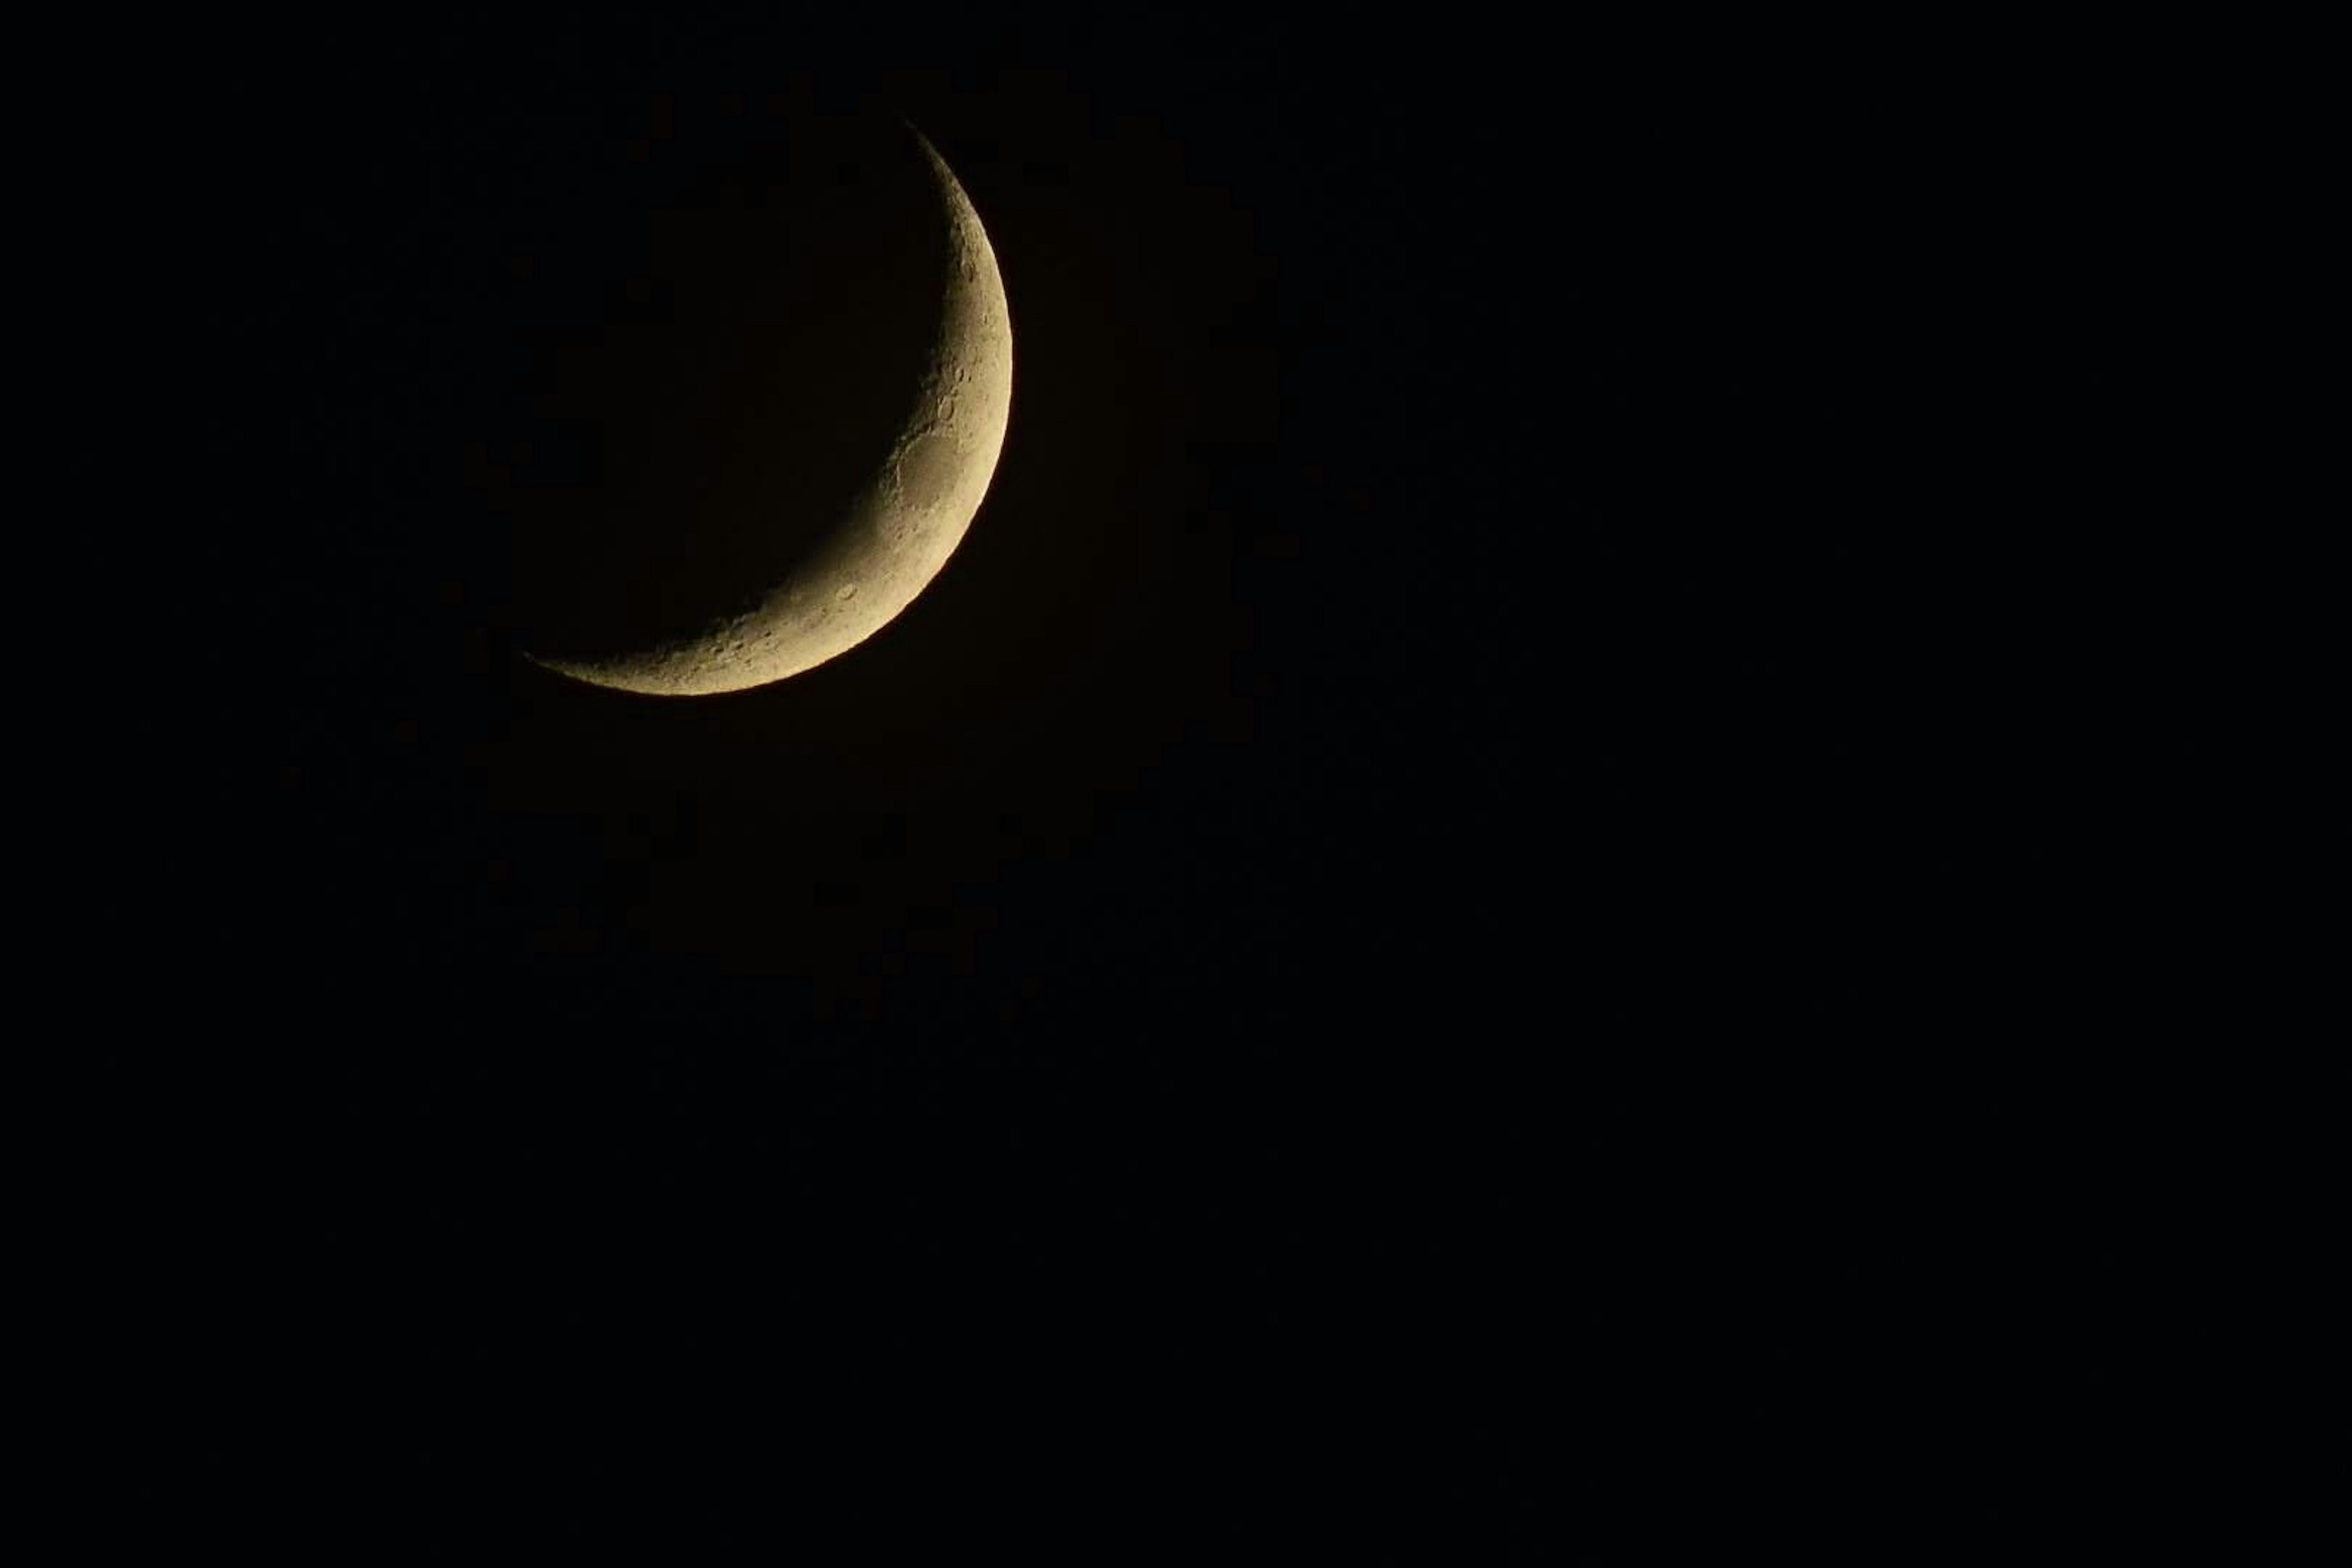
139 12 2036 1555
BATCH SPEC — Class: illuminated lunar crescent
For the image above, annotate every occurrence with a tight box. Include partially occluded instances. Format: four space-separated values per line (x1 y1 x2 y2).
528 130 1011 696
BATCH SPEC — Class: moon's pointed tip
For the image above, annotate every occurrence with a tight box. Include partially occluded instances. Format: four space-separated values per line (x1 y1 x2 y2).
519 646 633 690
518 648 591 687
899 121 973 191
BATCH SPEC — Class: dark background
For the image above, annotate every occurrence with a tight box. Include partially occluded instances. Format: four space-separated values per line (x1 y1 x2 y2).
123 10 2086 1555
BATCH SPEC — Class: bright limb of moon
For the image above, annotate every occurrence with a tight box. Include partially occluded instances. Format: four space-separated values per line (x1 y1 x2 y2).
529 131 1012 696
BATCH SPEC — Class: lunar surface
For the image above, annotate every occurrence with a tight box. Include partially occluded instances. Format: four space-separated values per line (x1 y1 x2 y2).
521 127 1012 696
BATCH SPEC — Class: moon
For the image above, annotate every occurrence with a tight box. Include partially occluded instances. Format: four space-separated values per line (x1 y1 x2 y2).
522 127 1011 696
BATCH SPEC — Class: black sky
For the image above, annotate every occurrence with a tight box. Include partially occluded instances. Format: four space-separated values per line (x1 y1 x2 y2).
139 12 2007 1553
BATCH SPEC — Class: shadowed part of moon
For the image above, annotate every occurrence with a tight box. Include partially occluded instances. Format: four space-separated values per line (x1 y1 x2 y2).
489 111 1006 690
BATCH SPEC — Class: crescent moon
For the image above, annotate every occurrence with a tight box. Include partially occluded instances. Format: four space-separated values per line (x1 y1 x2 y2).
528 130 1011 696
